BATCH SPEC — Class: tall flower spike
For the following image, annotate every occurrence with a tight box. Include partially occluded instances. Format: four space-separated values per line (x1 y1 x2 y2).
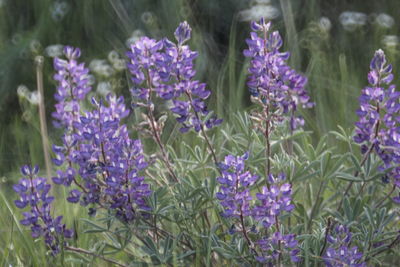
243 18 313 131
253 174 294 228
51 46 92 173
256 233 300 264
51 46 152 221
127 22 222 134
52 46 91 130
215 153 299 264
354 49 400 195
216 152 258 218
126 37 164 100
164 22 222 132
253 174 299 264
14 165 73 255
53 94 151 222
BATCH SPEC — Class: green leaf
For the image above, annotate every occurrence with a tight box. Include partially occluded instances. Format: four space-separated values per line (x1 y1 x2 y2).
343 197 353 221
213 247 233 259
335 172 363 182
349 154 362 173
80 219 107 233
363 206 375 227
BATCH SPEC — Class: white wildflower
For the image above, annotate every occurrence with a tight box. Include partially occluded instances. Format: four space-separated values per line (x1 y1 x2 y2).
45 44 64 58
382 35 399 48
375 13 394 28
339 11 367 32
238 4 280 22
96 81 112 96
318 17 332 32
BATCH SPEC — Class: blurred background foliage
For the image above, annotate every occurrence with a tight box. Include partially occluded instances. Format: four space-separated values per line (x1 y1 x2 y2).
1 0 400 177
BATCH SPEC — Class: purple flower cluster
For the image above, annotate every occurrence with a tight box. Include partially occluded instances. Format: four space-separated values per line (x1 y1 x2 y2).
52 46 91 130
127 22 222 133
53 95 151 221
50 46 151 222
323 225 365 267
354 49 400 195
216 152 258 218
256 232 300 264
216 153 298 264
14 165 73 254
253 174 298 263
253 174 295 228
243 18 313 130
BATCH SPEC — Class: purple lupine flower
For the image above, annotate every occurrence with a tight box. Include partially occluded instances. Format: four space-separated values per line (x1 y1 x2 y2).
323 224 366 267
67 189 81 203
327 225 352 245
354 49 400 198
253 174 294 228
126 37 164 99
126 22 222 133
256 232 300 264
52 46 91 130
51 45 91 175
52 167 75 186
216 152 258 218
14 165 73 255
60 94 151 221
354 49 393 148
243 18 313 131
252 173 298 264
174 21 191 45
163 23 222 132
51 46 152 222
393 194 400 204
215 152 298 263
323 246 365 267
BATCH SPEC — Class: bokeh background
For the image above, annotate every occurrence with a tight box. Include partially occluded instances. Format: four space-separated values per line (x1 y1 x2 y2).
1 0 400 178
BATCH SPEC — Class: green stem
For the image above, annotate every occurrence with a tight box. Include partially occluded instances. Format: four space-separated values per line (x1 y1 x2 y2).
35 56 52 183
65 246 128 267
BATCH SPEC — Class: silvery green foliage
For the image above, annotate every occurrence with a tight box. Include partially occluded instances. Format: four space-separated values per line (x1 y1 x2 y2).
11 20 400 266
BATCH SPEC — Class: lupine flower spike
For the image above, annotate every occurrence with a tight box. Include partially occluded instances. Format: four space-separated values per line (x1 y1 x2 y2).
254 173 299 264
127 22 222 134
354 49 400 201
51 46 151 222
244 18 313 131
14 165 73 255
216 154 299 264
216 152 258 218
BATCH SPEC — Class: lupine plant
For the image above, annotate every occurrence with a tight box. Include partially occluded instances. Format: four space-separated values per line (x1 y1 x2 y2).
9 19 400 266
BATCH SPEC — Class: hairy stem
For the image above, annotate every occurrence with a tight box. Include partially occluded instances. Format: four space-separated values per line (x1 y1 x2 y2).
184 91 219 166
319 217 333 256
275 207 282 266
240 210 255 253
262 25 272 188
337 97 380 213
308 180 325 231
338 102 380 211
144 69 179 183
265 109 271 178
375 185 396 209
